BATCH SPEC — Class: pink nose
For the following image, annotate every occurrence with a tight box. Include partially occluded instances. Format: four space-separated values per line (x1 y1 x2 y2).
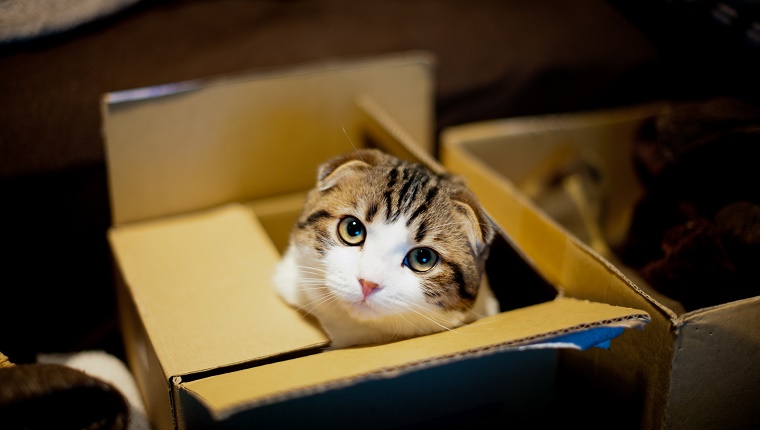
359 279 381 298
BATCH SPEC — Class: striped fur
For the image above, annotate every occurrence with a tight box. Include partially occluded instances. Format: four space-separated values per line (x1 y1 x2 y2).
273 149 498 348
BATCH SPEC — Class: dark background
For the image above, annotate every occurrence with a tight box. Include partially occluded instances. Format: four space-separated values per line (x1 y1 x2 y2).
1 0 758 426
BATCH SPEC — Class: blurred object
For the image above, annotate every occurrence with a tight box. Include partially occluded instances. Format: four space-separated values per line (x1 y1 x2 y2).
521 148 611 255
39 350 151 430
618 96 760 310
0 353 13 369
0 0 141 43
0 351 133 430
609 0 760 105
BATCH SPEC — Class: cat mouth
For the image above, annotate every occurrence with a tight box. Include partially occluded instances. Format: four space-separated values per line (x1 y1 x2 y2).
344 299 386 321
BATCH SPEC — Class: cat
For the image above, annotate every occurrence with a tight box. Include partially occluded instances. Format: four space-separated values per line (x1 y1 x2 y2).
273 148 499 348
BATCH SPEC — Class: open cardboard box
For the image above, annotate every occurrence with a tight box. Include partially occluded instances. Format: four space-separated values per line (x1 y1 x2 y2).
102 52 650 430
440 104 760 430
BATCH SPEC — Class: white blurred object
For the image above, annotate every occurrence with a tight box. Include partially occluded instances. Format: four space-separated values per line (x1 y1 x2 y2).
0 0 141 43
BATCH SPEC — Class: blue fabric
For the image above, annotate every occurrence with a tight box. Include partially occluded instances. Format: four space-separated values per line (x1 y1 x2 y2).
538 326 626 350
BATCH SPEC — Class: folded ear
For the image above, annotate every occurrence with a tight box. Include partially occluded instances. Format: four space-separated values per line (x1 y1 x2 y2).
317 149 386 191
450 187 495 255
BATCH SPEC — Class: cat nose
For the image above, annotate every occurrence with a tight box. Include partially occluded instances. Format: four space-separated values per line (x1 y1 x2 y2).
359 278 381 298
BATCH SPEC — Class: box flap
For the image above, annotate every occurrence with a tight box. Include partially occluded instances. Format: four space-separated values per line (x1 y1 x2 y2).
181 296 648 419
102 51 435 226
666 296 760 428
439 112 676 317
108 204 329 378
178 350 559 429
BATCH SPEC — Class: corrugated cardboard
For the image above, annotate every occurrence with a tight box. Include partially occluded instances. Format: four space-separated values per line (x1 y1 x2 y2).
102 52 650 429
440 104 760 430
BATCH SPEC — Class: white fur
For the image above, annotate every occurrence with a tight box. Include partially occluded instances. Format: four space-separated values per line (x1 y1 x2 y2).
273 218 499 348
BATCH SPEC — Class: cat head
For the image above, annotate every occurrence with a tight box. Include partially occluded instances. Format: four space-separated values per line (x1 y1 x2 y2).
292 149 495 327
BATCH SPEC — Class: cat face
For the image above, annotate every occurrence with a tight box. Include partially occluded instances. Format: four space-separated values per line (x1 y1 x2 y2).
289 149 494 330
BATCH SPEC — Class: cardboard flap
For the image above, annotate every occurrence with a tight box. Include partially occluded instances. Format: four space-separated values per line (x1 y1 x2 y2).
108 204 329 378
103 51 435 226
440 120 678 316
666 296 760 428
180 296 648 418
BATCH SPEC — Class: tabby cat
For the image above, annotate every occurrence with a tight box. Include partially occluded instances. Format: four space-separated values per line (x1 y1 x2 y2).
273 149 498 348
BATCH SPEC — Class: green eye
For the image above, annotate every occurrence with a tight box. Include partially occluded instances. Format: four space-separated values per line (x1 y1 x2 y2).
338 216 366 246
405 248 438 272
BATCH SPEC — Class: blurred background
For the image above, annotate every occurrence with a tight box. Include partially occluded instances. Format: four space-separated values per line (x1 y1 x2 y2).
1 0 758 423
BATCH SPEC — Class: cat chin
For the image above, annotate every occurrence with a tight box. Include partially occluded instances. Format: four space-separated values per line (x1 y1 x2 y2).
317 303 471 348
330 289 448 323
339 301 386 322
322 314 468 349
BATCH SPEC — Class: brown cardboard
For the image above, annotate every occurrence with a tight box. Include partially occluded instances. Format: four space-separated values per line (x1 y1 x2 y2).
108 204 330 373
102 52 650 429
104 52 436 226
440 103 760 430
183 298 641 412
177 297 645 428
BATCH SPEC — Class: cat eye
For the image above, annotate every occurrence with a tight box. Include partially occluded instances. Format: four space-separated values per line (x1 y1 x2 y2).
405 247 439 272
337 216 366 246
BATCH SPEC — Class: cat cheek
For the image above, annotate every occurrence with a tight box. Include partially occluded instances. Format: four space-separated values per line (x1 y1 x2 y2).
323 249 362 292
392 273 429 301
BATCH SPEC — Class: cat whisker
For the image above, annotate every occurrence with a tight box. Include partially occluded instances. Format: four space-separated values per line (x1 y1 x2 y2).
294 282 328 288
294 274 325 281
298 279 325 285
296 265 329 273
392 312 427 337
385 313 408 338
393 298 464 334
296 273 326 280
466 307 492 319
299 289 333 305
295 275 324 280
341 124 364 163
299 267 328 277
399 298 461 322
297 291 340 317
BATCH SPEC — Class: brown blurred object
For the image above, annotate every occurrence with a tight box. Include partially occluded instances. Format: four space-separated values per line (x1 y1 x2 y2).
619 97 760 310
0 354 130 430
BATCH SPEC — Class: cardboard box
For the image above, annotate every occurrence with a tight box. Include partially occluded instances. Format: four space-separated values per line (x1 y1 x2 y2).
440 104 760 430
102 52 649 429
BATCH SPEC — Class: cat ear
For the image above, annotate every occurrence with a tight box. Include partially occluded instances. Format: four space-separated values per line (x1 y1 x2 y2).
451 188 495 255
317 149 385 191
